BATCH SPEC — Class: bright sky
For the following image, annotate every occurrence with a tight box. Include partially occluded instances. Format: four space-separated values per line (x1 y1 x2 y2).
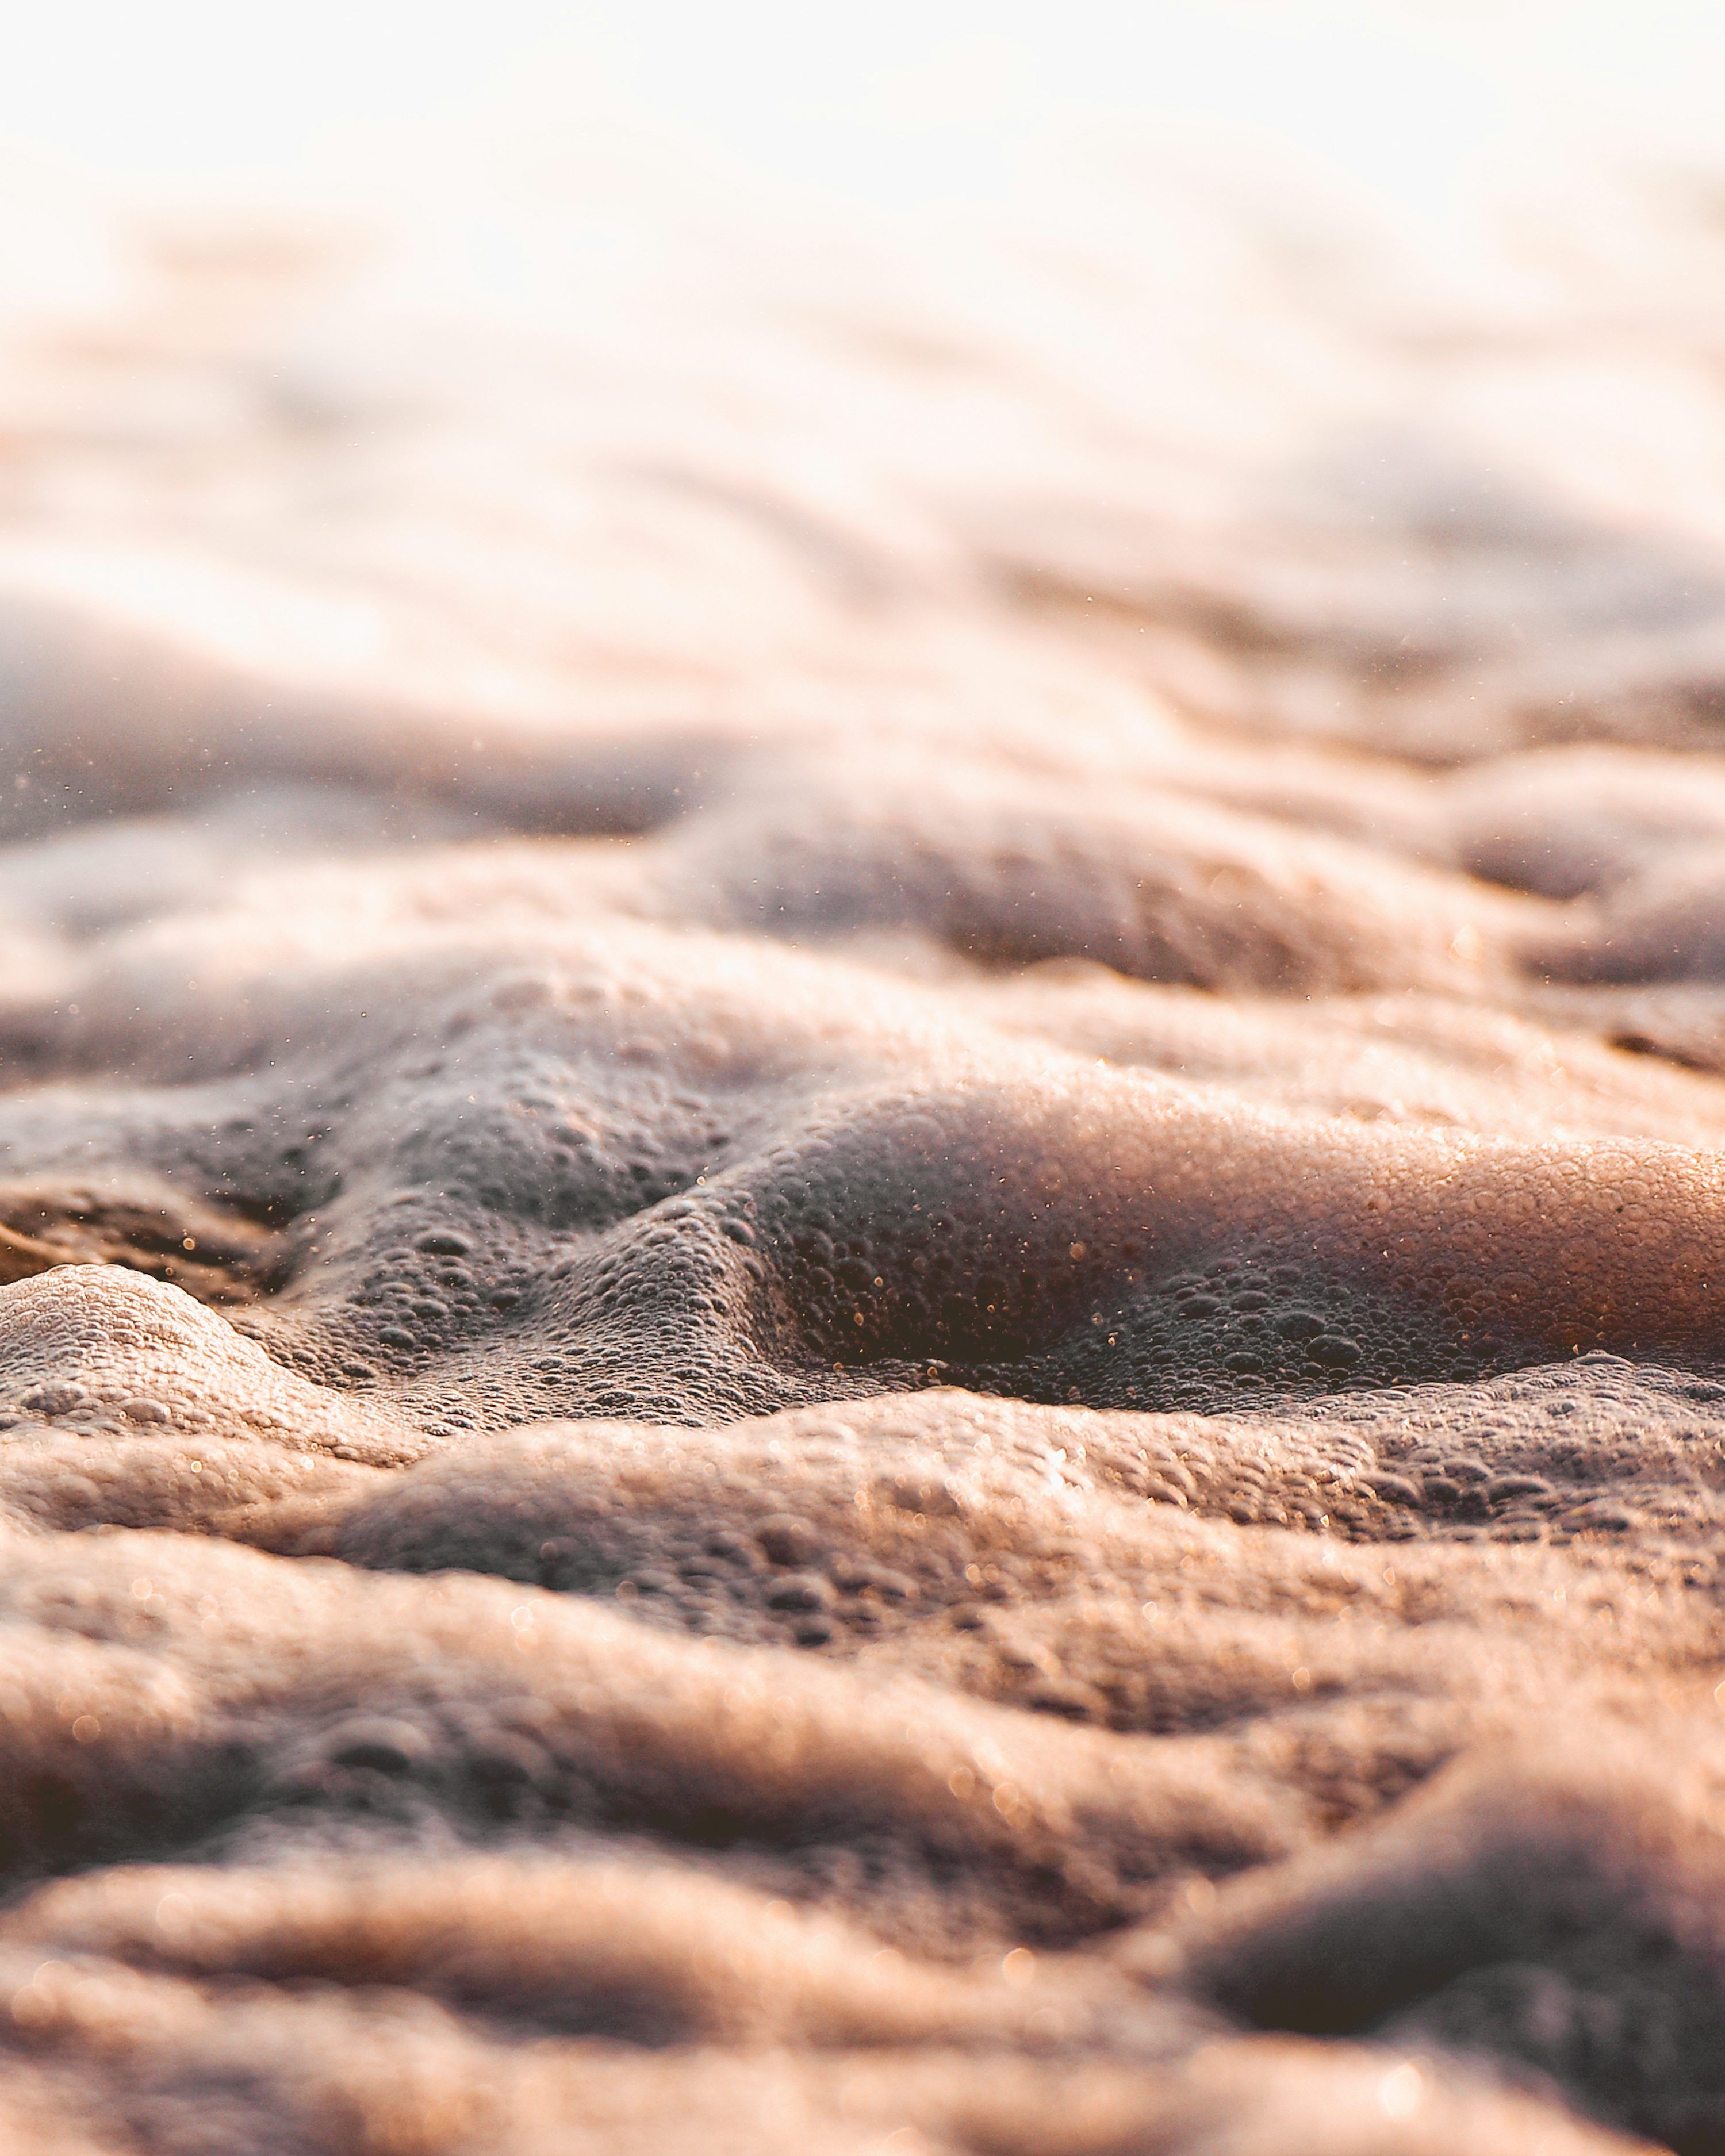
6 2 1723 241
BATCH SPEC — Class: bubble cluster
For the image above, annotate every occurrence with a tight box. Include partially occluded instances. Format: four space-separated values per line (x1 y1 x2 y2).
0 717 1719 2153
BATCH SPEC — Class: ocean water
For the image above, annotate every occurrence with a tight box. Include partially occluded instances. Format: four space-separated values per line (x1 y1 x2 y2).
1 7 1725 2150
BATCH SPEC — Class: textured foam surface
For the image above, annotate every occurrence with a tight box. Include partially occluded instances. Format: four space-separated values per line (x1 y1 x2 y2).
9 46 1725 2153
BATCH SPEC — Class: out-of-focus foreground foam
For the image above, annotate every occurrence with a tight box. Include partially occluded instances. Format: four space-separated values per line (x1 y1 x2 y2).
4 7 1725 2150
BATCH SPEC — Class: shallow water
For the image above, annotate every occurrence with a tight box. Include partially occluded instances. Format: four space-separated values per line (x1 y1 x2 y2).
4 13 1725 2150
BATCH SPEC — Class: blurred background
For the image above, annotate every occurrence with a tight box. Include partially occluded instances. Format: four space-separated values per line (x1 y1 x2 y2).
4 1 1725 783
